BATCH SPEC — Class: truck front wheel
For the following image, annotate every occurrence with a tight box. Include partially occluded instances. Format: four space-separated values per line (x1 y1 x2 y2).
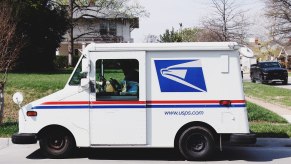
39 130 75 158
178 127 215 161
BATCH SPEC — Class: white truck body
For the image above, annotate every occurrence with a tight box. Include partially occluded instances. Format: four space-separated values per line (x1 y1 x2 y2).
14 42 253 159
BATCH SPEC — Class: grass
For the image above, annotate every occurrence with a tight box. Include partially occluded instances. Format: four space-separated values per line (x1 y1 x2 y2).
247 102 287 123
3 73 70 122
244 82 291 107
250 123 291 138
0 122 18 137
247 102 291 138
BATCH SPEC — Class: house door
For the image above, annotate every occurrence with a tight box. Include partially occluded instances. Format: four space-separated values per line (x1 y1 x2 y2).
89 51 147 145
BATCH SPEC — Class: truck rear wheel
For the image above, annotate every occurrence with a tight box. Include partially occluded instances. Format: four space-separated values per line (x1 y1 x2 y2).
39 130 75 159
178 127 215 161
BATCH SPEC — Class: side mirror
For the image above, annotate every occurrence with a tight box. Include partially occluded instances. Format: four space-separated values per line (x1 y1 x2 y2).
80 78 89 87
239 46 254 58
13 92 24 105
82 58 89 73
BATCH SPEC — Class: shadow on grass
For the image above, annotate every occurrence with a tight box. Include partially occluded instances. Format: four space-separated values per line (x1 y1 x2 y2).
0 122 18 137
0 122 18 126
10 69 73 75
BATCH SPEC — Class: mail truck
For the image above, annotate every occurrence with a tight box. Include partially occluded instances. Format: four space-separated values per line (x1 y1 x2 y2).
12 42 256 160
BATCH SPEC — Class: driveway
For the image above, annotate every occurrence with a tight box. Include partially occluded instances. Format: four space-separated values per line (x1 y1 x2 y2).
243 73 291 90
1 138 291 164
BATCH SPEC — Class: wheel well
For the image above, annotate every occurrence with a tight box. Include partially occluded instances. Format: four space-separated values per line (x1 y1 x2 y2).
174 121 218 148
37 125 75 143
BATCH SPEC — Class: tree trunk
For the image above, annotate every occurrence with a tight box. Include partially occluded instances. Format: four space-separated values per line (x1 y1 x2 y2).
68 33 73 66
68 0 74 66
0 83 4 124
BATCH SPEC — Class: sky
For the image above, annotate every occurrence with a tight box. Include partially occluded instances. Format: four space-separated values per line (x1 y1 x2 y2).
131 0 265 43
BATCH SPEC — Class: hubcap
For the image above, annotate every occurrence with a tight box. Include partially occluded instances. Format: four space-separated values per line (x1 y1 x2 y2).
48 135 65 150
186 134 207 152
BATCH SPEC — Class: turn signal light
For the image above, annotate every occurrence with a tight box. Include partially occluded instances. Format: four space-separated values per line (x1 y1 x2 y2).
219 100 231 107
27 111 37 117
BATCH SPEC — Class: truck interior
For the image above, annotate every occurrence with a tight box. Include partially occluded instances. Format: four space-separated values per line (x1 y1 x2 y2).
95 59 139 100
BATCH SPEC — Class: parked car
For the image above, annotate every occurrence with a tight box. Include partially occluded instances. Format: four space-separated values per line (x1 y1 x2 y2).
250 61 288 85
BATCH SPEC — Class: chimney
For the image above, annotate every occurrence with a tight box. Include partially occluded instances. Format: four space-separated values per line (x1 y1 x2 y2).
255 38 259 45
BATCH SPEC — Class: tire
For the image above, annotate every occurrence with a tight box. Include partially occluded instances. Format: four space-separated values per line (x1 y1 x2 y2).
259 75 266 84
283 78 288 85
251 77 256 83
178 127 215 161
39 130 75 159
250 74 255 83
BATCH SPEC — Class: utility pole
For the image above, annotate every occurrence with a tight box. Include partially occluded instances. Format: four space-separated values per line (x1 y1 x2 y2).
68 0 74 66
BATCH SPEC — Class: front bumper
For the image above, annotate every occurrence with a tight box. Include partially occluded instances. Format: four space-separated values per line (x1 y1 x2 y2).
230 133 257 145
12 133 37 144
262 74 287 81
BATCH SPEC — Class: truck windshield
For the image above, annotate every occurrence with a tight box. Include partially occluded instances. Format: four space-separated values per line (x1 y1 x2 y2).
69 60 82 85
259 62 281 68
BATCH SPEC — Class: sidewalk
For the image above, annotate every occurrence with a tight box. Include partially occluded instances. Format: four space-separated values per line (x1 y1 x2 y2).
0 138 10 150
245 96 291 123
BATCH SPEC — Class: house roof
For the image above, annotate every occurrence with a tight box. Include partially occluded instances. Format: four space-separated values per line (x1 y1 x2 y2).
73 7 139 28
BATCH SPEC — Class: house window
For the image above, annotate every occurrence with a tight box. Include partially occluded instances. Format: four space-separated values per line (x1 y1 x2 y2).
109 23 117 36
96 59 139 100
99 22 117 36
100 22 108 35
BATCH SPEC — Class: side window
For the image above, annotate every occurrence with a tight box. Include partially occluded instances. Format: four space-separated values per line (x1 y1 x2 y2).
96 59 139 100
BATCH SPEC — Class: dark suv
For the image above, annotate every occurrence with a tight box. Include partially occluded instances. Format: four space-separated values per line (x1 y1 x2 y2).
250 62 288 85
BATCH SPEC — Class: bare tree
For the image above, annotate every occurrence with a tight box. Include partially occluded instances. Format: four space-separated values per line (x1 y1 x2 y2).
201 0 250 43
0 2 24 124
144 34 159 43
56 0 148 66
265 0 291 45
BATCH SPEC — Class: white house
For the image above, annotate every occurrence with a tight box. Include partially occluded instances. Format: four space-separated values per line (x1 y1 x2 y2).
58 6 139 57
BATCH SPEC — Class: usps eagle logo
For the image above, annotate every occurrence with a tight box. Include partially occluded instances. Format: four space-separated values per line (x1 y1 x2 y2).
154 60 207 92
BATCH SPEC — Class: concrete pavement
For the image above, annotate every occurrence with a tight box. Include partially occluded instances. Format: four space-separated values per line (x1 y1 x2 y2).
243 73 291 123
1 138 291 163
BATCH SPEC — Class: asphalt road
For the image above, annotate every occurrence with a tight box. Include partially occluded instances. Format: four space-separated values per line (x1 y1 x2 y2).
243 73 291 90
1 138 291 164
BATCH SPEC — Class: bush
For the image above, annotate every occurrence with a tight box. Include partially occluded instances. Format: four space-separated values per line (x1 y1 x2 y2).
54 56 68 69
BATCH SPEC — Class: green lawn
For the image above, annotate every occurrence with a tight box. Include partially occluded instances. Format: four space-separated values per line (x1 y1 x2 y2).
247 102 287 123
0 122 18 138
3 73 70 122
244 82 291 107
244 82 291 137
247 102 291 138
0 73 71 137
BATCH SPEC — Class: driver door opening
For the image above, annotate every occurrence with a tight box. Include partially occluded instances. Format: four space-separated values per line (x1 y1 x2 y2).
95 59 139 100
89 51 146 145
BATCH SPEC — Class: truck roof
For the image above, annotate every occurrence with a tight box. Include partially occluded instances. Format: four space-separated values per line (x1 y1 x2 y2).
83 42 239 52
